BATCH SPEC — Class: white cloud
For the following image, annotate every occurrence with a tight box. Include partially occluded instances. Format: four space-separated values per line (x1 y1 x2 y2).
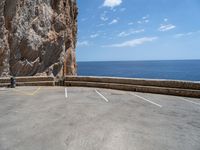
174 31 199 38
77 41 89 47
100 11 109 21
142 16 148 20
101 16 108 21
90 34 99 38
174 33 192 38
137 19 149 24
137 15 150 24
118 29 145 37
142 14 149 20
109 19 118 25
164 18 168 22
104 37 158 48
103 0 122 8
96 23 105 27
158 24 176 32
128 22 134 25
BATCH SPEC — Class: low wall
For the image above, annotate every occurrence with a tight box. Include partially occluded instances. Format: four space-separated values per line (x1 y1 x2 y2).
15 76 54 82
0 76 55 87
64 76 200 98
65 76 200 90
0 76 200 98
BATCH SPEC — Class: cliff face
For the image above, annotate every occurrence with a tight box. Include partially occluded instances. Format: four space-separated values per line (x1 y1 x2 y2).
0 0 77 77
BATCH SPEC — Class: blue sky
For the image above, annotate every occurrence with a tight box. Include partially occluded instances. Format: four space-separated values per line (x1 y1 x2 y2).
76 0 200 61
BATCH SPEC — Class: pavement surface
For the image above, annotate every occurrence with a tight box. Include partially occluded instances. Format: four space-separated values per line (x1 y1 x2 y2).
0 86 200 150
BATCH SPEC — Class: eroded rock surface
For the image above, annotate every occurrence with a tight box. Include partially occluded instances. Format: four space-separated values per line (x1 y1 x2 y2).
0 0 77 77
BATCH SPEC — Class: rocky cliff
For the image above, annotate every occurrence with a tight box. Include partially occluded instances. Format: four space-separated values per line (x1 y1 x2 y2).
0 0 78 77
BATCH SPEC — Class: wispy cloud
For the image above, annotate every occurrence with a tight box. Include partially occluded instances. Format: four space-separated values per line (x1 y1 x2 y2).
101 16 108 21
90 34 99 38
128 22 134 25
100 11 109 21
109 19 118 25
96 23 105 27
118 29 145 37
174 30 200 38
103 37 158 48
164 18 168 22
158 24 176 32
137 15 150 24
77 41 89 47
137 20 149 24
142 15 149 20
103 0 122 8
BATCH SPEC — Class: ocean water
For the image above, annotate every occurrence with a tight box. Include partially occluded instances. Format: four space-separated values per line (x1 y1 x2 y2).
77 60 200 82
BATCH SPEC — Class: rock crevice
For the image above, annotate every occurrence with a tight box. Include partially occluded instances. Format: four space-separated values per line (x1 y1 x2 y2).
0 0 77 77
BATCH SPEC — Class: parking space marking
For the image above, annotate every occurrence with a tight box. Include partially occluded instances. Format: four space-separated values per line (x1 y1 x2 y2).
65 88 68 98
13 87 41 96
130 93 162 108
31 87 41 96
179 97 200 106
95 89 109 102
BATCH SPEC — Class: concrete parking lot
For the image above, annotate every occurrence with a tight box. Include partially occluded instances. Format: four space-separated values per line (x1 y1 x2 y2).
0 86 200 150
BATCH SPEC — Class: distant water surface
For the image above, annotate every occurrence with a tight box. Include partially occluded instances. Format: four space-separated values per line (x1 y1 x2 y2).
77 60 200 81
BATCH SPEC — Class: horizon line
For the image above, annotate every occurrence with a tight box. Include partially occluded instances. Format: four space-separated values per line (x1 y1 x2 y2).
77 59 200 63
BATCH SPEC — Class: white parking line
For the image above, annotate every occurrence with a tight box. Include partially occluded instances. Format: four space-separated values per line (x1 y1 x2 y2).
130 93 162 108
179 97 200 106
65 88 68 98
95 89 109 102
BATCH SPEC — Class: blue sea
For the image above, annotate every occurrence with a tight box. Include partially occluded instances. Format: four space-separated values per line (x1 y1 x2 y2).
77 60 200 82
